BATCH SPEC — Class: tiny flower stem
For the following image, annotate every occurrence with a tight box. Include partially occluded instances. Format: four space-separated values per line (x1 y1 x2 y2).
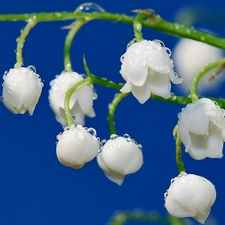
190 58 225 102
108 212 187 225
15 19 37 68
133 13 145 41
64 77 92 126
108 93 128 135
64 19 91 72
173 125 186 174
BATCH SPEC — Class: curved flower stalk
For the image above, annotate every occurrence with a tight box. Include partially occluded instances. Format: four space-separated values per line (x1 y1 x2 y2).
178 98 225 160
97 134 143 185
56 125 100 169
164 173 216 224
2 66 43 115
49 71 96 127
120 39 182 104
173 38 224 94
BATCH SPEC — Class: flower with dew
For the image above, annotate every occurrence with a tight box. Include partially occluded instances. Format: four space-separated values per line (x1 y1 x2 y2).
97 134 143 185
119 39 182 104
2 66 43 115
56 125 100 169
49 72 96 127
164 173 216 224
178 98 225 160
173 38 224 94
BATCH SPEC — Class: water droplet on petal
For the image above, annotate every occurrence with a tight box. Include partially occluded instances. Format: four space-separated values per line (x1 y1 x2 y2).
153 39 165 47
127 38 137 49
93 92 98 100
87 127 97 136
100 139 107 147
27 65 36 74
110 134 118 140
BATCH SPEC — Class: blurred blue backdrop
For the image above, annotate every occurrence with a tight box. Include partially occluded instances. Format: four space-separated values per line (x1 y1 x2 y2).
0 0 225 225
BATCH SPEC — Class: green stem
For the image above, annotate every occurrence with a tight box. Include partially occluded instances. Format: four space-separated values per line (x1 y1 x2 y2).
15 19 37 67
133 13 146 41
108 93 128 135
108 212 187 225
190 58 225 102
0 11 225 49
173 125 186 174
64 77 91 127
64 19 91 72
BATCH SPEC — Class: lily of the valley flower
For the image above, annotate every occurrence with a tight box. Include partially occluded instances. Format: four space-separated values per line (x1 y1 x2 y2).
2 66 43 115
178 98 225 160
120 39 182 104
56 125 100 169
164 173 216 224
97 134 143 185
49 72 96 127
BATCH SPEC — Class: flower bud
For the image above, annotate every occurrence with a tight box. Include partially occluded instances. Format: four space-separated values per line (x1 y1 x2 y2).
173 38 224 94
97 135 143 185
178 98 225 160
49 72 96 127
120 39 182 104
164 173 216 224
2 66 43 115
56 125 100 169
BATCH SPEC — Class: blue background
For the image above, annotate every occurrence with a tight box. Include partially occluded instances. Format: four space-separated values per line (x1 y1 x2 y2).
0 0 224 225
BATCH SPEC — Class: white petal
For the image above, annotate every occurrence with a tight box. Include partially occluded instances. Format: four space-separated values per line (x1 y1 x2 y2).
148 72 171 99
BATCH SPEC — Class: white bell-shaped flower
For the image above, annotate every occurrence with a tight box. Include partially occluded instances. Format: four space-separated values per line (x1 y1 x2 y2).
164 173 216 224
56 125 100 169
97 134 143 185
49 72 96 127
2 66 43 115
120 39 182 104
178 98 225 160
173 38 224 94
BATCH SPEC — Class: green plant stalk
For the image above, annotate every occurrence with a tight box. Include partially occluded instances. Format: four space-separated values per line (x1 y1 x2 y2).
108 93 128 135
64 19 91 72
173 126 186 174
15 19 37 67
190 58 225 102
64 78 91 126
0 11 225 49
108 212 187 225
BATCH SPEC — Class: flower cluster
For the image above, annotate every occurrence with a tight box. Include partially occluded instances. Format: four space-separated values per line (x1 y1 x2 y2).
2 34 223 224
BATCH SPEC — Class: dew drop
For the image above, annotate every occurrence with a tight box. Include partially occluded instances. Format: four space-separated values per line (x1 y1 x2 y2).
87 127 97 136
75 3 105 13
110 134 118 140
27 65 36 73
165 47 171 56
0 96 3 102
164 190 168 200
55 141 58 145
55 12 62 18
138 144 142 150
126 38 137 49
123 133 130 139
93 92 98 100
153 39 165 47
18 43 24 48
100 139 107 147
